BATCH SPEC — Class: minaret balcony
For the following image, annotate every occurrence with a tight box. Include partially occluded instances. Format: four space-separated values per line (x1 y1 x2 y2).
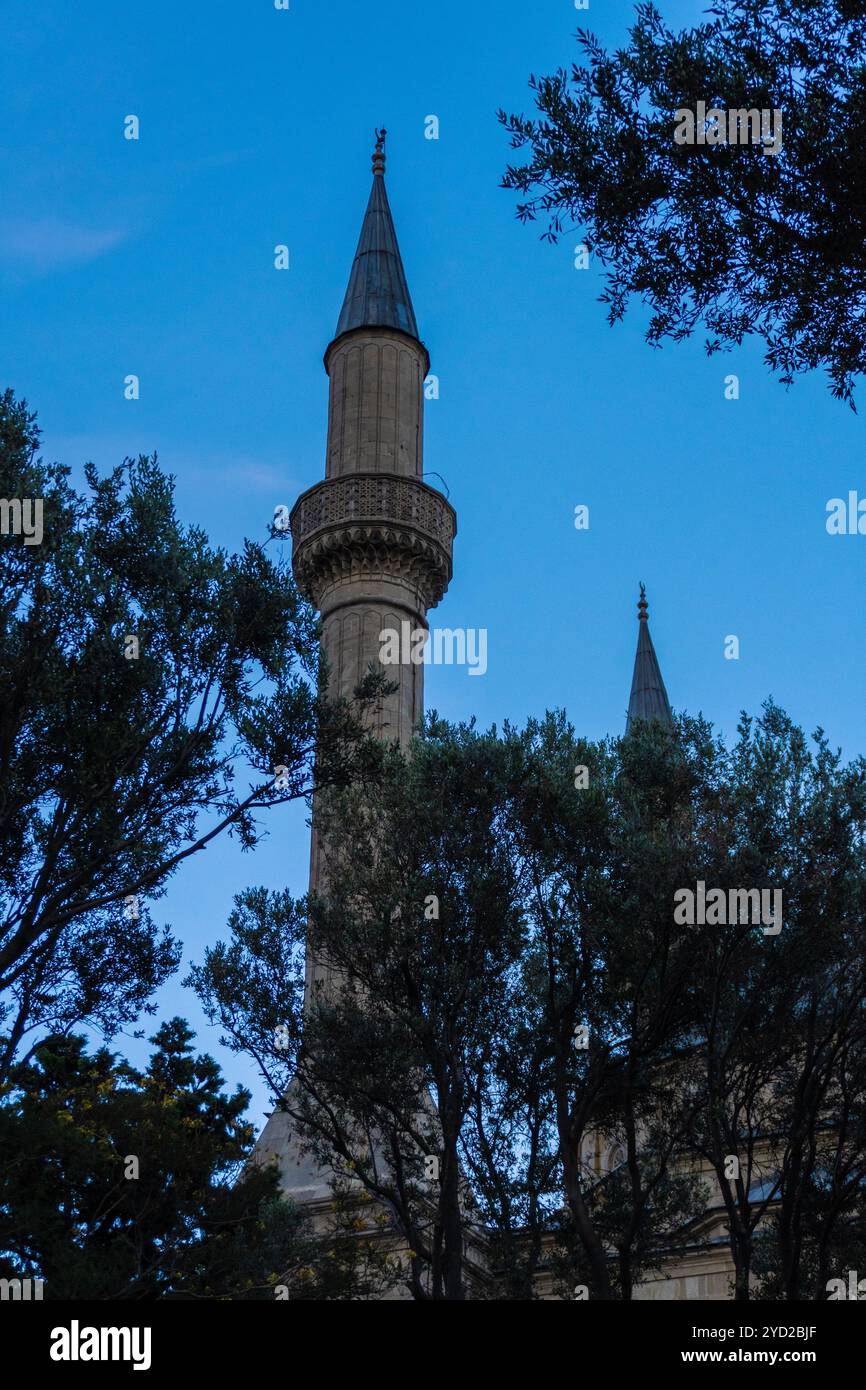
290 472 456 612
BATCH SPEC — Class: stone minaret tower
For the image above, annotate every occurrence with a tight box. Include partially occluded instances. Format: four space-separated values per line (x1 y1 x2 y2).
254 133 456 1199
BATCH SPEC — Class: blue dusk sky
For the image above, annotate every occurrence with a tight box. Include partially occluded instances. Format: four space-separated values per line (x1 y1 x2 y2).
2 0 861 1119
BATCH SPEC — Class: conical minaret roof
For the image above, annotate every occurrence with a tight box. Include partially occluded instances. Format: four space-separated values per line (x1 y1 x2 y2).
626 584 673 731
334 129 419 342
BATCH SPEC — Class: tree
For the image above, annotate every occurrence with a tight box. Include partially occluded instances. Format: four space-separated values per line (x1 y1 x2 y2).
0 1021 276 1298
680 704 866 1299
500 0 866 404
190 721 535 1300
509 713 709 1299
0 390 383 1085
0 1020 390 1300
191 715 706 1300
192 705 866 1300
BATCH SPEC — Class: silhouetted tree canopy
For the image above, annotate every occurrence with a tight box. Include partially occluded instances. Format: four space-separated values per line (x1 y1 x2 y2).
501 0 866 405
0 389 383 1087
0 1021 388 1299
192 705 866 1299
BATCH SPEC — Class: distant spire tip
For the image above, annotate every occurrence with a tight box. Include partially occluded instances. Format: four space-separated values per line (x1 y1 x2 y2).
638 582 648 621
372 127 386 176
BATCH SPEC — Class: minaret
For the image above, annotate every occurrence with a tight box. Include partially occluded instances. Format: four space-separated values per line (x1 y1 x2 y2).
254 133 456 1200
291 130 456 1002
626 584 673 730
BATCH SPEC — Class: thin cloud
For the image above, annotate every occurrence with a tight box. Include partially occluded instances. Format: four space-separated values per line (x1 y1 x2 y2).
44 435 295 496
0 217 128 272
184 458 293 491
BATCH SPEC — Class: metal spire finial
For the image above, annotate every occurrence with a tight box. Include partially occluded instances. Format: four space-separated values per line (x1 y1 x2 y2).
638 581 648 622
335 128 418 340
372 127 387 176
